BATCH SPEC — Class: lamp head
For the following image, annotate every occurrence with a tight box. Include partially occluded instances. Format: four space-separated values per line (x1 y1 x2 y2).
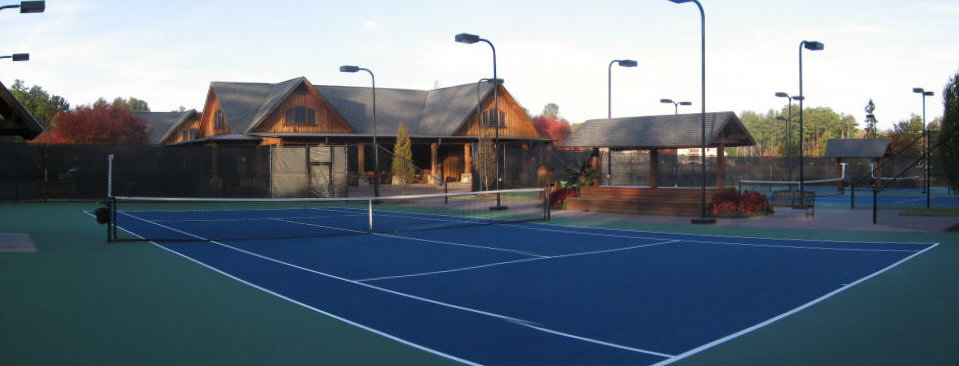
803 41 824 51
679 101 692 106
339 65 360 73
19 1 44 13
617 59 637 67
913 87 924 93
455 33 480 44
660 99 674 104
792 96 804 101
667 0 695 3
11 53 28 61
924 91 934 96
775 92 789 98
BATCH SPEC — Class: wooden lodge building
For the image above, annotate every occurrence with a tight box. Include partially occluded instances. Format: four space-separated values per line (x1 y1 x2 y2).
0 80 44 141
135 76 548 185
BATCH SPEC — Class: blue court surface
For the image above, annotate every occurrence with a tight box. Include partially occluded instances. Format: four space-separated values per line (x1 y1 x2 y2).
117 208 937 365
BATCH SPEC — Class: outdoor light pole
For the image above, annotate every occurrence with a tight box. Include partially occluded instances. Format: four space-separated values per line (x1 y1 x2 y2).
608 59 637 119
659 98 692 115
340 65 379 197
913 87 934 208
798 40 824 192
774 92 799 179
456 32 507 210
0 1 44 13
0 53 28 62
666 0 713 224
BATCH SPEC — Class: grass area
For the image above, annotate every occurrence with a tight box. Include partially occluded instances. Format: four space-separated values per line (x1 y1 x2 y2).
3 201 958 365
900 208 959 217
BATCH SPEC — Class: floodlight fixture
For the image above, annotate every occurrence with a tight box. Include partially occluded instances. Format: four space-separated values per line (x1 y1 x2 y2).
0 0 43 13
803 41 825 51
454 33 480 44
679 101 692 106
0 53 28 61
339 65 360 73
660 98 673 104
775 92 788 98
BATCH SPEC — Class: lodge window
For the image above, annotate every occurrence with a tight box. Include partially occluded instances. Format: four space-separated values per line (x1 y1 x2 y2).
285 107 316 125
214 110 226 130
181 129 198 141
481 110 506 127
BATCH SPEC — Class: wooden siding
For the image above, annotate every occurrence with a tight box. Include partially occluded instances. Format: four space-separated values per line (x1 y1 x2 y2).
199 87 230 138
252 83 353 135
164 116 201 144
455 86 540 139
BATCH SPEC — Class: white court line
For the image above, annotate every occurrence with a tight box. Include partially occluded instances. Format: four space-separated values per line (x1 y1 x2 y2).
275 217 546 258
356 240 678 282
120 212 675 360
149 213 368 223
650 241 941 366
328 205 934 246
114 213 480 366
505 224 929 253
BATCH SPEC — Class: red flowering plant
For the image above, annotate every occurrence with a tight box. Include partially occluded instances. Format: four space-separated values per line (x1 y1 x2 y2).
549 187 578 208
709 189 771 217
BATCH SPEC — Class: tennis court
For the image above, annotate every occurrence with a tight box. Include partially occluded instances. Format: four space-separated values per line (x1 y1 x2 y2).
109 191 937 366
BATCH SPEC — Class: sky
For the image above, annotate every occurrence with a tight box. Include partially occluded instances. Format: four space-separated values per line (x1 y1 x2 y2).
3 0 958 131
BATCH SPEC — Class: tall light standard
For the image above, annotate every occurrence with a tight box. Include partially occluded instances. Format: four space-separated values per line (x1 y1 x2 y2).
798 40 824 192
666 0 713 224
608 59 637 118
913 87 934 208
775 92 802 178
456 32 507 210
340 65 380 197
0 53 28 62
0 1 44 13
659 98 692 115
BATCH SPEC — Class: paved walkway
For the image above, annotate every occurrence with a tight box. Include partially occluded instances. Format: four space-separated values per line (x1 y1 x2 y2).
553 207 958 233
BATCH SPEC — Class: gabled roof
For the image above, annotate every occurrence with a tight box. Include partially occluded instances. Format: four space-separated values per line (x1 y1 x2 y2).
824 138 891 159
204 77 501 138
0 80 43 139
210 81 277 133
315 85 427 135
560 112 755 149
133 110 199 145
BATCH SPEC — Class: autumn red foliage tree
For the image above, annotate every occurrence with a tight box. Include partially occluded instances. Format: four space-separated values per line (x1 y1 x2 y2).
532 115 572 143
32 101 149 145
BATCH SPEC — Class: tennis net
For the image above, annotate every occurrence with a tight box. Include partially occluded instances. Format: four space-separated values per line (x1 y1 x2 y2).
738 178 844 195
108 188 549 242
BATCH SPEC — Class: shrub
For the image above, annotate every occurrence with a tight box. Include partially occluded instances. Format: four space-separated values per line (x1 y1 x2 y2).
709 189 771 216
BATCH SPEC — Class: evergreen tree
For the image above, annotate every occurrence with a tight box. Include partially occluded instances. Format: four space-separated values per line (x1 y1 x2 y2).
392 123 415 193
939 72 959 193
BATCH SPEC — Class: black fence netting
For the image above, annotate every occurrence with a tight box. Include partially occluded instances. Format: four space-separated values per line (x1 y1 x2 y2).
3 142 946 202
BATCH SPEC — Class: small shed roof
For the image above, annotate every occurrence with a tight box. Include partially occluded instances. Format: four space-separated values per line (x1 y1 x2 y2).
824 138 891 159
560 112 755 149
0 80 43 139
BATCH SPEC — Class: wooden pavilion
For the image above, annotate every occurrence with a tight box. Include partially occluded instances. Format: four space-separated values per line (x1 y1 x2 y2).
0 80 43 141
558 112 756 216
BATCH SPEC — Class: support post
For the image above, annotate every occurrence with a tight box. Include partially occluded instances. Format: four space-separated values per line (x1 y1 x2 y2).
716 144 726 189
649 149 659 188
430 142 438 184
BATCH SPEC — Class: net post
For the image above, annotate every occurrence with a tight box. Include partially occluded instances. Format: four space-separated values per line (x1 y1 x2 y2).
368 198 374 232
544 187 551 220
108 197 117 242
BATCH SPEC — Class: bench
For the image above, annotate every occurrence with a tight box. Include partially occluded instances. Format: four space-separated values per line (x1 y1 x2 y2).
771 190 815 216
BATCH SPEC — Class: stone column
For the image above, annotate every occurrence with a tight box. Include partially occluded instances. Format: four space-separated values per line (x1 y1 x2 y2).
430 142 438 184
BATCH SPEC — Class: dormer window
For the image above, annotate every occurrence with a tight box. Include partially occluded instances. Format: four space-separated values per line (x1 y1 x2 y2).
481 110 505 127
214 110 226 129
285 107 316 125
181 129 198 141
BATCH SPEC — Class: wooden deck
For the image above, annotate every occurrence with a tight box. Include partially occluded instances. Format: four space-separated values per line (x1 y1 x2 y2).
566 186 718 216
